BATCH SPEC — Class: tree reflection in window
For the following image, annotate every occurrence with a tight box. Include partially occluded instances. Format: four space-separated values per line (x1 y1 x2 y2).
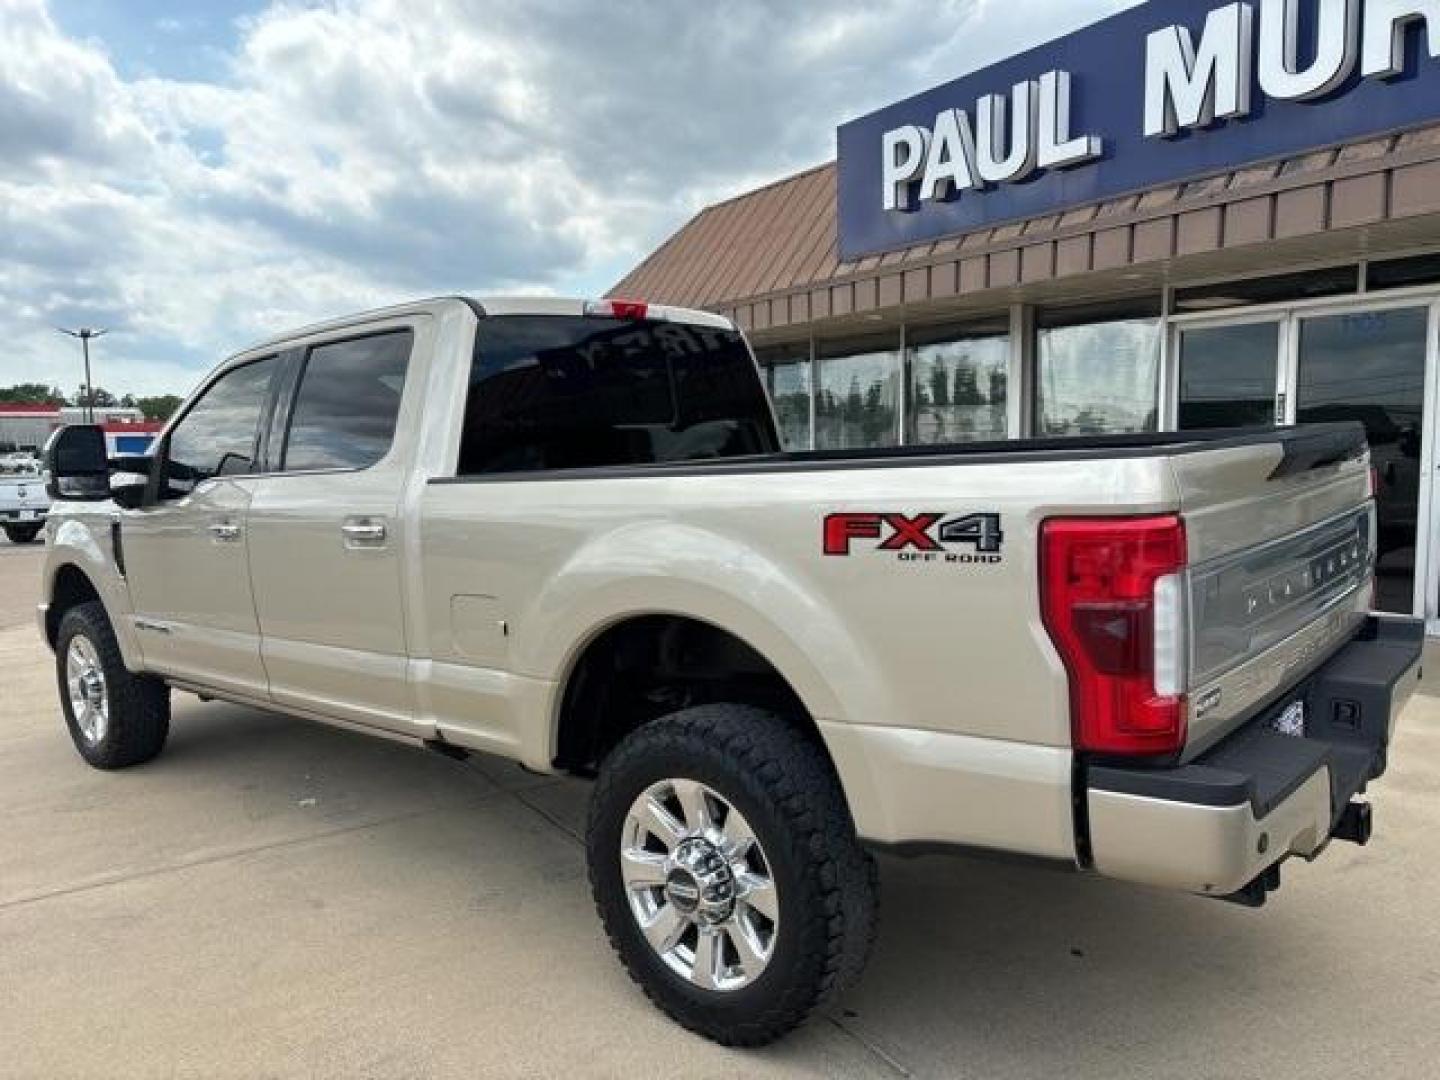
909 331 1008 444
816 338 901 450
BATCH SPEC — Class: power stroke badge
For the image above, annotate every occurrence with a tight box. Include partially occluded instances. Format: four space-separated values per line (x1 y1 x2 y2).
822 513 1004 564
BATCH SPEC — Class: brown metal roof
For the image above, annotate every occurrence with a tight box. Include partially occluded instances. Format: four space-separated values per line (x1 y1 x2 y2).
615 164 839 310
611 124 1440 335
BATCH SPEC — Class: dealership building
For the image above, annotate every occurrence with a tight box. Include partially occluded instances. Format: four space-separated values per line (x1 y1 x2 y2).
615 0 1440 627
0 404 160 457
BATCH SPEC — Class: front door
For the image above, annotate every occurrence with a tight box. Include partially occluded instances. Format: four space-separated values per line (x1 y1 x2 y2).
1176 319 1285 429
244 327 417 733
122 355 281 698
1292 307 1431 615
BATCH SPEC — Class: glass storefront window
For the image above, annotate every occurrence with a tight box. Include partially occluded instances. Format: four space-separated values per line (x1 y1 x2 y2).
815 333 902 450
1173 266 1358 314
758 346 812 451
1367 254 1440 292
907 324 1009 444
1036 302 1162 436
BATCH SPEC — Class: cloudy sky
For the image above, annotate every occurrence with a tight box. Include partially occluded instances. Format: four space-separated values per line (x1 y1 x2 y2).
2 0 1136 398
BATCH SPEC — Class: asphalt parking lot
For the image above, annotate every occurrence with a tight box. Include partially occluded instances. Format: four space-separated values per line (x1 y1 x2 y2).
3 537 1440 1078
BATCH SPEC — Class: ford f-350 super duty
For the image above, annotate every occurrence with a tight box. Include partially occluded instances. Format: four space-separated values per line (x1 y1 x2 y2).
38 297 1422 1045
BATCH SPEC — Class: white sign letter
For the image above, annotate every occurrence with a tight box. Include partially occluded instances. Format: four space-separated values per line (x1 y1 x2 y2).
919 108 980 202
1362 0 1440 78
976 81 1039 185
1037 70 1103 169
1145 2 1255 138
882 125 930 211
1259 0 1360 100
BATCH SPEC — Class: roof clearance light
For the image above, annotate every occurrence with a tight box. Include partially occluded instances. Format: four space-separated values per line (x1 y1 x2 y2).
584 299 649 320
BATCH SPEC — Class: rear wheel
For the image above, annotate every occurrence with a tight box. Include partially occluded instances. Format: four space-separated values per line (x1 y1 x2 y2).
56 601 170 769
587 704 877 1046
3 525 41 544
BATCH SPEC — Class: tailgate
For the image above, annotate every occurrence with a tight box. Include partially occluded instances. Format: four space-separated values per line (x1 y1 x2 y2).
0 476 47 514
1170 424 1374 757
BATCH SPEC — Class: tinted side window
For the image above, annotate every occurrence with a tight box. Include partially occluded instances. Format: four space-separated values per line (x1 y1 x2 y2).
458 316 777 474
166 356 278 489
282 331 413 471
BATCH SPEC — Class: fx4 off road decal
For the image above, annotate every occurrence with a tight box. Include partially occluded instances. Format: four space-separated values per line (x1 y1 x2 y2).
823 513 1004 564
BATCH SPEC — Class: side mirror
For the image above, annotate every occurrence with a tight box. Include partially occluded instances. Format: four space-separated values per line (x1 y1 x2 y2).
42 425 109 502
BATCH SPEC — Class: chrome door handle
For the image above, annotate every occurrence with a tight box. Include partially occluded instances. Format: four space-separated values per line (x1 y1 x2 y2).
341 518 387 548
208 521 242 542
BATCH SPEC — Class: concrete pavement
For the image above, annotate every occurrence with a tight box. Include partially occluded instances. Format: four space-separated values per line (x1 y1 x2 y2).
3 539 1439 1078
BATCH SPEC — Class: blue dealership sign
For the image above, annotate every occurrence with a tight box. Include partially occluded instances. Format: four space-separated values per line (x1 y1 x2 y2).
837 0 1440 261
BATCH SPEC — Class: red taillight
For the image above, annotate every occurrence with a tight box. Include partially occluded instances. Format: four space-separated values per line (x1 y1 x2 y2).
584 298 649 320
1040 515 1188 756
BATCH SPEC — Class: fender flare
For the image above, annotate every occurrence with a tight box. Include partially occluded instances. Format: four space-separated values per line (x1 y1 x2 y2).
43 519 143 670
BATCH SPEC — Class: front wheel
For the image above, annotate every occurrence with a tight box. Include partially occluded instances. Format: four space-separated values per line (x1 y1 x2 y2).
3 525 41 544
587 704 877 1047
56 601 170 769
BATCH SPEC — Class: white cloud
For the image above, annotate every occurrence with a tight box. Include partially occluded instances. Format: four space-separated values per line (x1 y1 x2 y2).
0 0 1135 398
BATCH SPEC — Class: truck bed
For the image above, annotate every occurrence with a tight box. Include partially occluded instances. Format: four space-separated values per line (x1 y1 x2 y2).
433 423 1366 482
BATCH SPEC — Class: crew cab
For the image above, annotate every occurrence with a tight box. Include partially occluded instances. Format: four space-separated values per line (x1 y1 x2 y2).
37 297 1422 1045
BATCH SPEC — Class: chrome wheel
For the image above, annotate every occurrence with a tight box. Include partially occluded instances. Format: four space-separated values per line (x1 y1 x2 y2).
66 635 109 745
621 778 779 992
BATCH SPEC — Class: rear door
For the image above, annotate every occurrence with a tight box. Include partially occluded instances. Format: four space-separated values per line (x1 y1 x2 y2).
122 355 281 697
417 307 779 751
245 324 418 732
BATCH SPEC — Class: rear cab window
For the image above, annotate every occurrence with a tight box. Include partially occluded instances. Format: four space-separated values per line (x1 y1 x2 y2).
458 316 778 474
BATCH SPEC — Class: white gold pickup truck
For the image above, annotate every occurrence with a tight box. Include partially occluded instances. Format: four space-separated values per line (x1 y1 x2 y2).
37 297 1422 1045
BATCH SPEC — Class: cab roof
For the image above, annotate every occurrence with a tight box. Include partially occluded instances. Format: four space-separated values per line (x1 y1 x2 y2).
236 296 735 357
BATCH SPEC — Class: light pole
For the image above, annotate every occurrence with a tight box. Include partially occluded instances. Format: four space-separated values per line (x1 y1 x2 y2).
57 327 108 423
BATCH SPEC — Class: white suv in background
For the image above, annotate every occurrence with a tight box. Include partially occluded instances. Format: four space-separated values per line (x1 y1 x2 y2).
1 459 48 544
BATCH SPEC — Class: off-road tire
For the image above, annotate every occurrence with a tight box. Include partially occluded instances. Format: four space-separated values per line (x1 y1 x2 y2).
3 525 41 544
56 601 170 769
587 704 878 1046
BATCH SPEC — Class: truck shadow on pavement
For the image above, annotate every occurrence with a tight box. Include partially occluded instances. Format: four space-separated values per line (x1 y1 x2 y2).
56 696 1433 1079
